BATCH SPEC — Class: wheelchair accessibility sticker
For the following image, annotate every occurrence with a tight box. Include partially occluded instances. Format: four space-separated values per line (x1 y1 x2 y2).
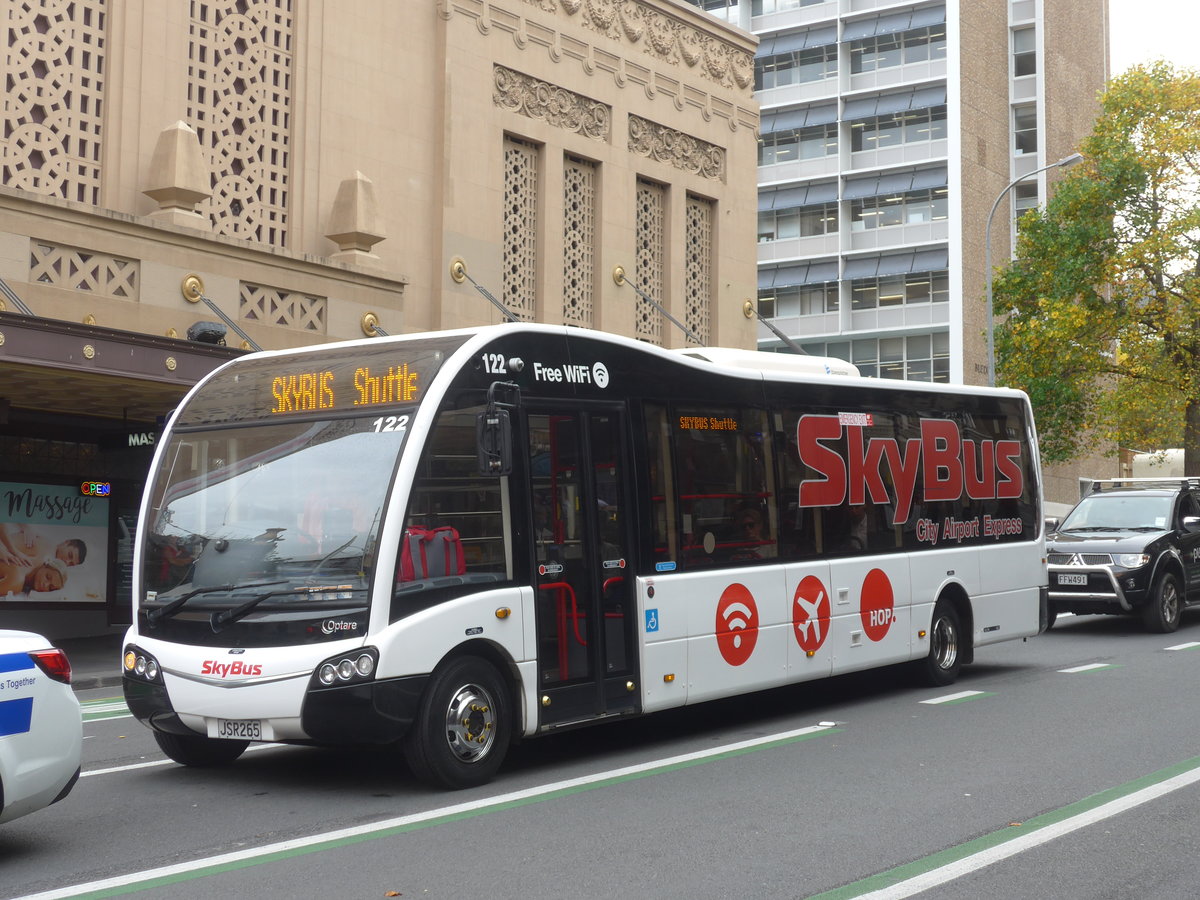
645 609 659 633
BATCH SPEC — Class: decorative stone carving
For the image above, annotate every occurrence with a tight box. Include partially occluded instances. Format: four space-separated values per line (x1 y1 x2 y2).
494 66 612 141
143 121 212 230
559 0 753 91
326 172 386 266
627 114 725 181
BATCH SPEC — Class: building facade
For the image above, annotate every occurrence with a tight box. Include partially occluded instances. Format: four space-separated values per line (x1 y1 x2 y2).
0 0 759 637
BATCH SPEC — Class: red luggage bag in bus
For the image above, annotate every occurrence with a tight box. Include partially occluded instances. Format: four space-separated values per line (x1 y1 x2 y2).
399 526 466 581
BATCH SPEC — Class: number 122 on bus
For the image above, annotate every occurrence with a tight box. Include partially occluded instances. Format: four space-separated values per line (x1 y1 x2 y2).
122 324 1046 789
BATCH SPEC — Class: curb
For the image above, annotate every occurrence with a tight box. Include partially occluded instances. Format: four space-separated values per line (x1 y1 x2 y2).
73 674 124 692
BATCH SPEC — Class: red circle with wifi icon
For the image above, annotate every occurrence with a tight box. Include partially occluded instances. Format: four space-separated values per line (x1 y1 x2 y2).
715 583 759 666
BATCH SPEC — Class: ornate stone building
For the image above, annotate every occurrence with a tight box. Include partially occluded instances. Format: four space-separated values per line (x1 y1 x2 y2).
0 0 759 636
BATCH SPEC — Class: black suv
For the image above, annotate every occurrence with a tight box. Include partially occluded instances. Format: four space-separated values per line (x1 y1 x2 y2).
1047 478 1200 632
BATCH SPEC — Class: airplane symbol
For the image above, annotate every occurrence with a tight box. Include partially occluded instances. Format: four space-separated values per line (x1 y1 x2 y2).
796 590 825 645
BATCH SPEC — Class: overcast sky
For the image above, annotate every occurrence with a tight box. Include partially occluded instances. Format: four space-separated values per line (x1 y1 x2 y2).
1108 0 1200 74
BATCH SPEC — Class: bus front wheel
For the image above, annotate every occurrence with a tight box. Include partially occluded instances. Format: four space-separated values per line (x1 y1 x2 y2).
917 599 962 687
405 656 511 790
154 731 248 766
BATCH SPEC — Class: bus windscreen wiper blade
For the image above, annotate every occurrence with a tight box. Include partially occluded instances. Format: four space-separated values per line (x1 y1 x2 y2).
210 585 367 632
145 581 287 627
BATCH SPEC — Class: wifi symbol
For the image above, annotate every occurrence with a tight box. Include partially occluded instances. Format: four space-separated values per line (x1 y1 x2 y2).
716 584 759 666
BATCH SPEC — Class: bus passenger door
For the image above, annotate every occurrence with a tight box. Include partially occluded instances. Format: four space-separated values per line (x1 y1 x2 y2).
527 408 638 729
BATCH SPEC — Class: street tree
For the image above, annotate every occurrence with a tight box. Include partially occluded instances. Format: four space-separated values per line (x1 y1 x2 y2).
993 62 1200 471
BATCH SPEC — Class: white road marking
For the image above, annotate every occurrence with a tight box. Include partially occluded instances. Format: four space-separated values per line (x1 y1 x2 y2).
1058 663 1112 673
81 743 283 778
14 724 836 900
1165 641 1200 651
920 690 985 705
852 762 1200 899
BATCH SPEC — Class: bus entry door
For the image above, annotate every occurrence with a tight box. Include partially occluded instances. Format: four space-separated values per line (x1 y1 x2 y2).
528 409 637 728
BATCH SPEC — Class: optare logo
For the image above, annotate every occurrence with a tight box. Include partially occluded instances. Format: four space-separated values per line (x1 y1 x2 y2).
321 619 359 635
200 660 263 678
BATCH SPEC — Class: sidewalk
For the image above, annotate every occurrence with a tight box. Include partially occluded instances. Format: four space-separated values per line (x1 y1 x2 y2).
54 632 126 692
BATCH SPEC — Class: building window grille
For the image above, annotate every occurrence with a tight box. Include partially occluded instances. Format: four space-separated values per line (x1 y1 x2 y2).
1 0 107 204
187 0 294 247
562 155 596 329
684 194 714 346
503 136 539 322
635 178 666 345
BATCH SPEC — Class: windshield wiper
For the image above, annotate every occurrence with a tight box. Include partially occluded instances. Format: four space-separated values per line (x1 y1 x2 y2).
309 534 361 573
209 585 367 632
145 581 287 627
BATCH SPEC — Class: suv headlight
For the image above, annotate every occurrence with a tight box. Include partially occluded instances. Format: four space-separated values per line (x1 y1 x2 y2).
1114 553 1151 568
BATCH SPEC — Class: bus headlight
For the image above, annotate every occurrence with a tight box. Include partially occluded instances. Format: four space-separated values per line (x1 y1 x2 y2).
310 647 378 689
123 645 165 684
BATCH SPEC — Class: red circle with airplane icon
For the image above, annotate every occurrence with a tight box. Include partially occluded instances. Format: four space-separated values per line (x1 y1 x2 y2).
792 575 831 653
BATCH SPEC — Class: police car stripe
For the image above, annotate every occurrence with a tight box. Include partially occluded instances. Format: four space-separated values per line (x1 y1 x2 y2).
0 651 34 673
0 697 34 737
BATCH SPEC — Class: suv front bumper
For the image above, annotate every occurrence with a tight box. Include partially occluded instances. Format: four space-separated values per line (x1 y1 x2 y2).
1047 564 1150 613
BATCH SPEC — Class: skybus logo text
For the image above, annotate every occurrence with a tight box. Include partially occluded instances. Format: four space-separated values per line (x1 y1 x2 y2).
797 415 1023 524
200 661 263 677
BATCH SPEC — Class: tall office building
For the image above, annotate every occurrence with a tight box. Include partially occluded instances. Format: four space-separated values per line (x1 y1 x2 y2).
684 0 1108 385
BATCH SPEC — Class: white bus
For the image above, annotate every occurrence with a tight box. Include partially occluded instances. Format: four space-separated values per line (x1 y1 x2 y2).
123 324 1048 788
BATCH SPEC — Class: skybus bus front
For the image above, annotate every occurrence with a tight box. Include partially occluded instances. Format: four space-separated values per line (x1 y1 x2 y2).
121 335 476 769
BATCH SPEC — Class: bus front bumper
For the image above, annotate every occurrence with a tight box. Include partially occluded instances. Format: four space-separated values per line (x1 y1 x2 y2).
123 673 431 745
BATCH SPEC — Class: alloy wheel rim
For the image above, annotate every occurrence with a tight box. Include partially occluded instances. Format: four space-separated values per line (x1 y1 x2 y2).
444 682 497 763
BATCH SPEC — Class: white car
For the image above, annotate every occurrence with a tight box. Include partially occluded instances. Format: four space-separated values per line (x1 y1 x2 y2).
0 630 82 824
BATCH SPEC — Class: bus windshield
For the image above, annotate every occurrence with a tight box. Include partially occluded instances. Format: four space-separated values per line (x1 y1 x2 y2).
140 415 410 617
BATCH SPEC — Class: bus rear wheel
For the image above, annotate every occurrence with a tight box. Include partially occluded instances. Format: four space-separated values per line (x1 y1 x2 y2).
405 656 511 790
917 599 962 687
154 730 248 766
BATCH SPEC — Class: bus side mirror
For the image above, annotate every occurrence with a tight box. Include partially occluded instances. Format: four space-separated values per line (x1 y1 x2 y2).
477 408 513 475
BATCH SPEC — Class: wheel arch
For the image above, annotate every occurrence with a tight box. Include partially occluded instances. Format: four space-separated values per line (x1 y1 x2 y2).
438 638 523 736
1154 552 1186 597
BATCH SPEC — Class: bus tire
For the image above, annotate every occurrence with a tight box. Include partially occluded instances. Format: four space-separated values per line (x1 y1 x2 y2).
154 730 248 767
405 655 510 790
917 599 962 687
1142 571 1182 633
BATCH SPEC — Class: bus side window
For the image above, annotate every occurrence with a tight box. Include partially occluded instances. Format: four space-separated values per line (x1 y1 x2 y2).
671 406 775 567
391 404 511 618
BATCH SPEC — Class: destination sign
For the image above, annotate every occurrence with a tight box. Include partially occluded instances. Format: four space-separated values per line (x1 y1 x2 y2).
269 364 419 415
174 334 470 427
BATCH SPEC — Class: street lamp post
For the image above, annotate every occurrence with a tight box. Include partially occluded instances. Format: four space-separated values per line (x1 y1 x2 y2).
985 152 1083 387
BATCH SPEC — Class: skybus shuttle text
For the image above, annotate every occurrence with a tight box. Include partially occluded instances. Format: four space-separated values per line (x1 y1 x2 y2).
123 324 1048 789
